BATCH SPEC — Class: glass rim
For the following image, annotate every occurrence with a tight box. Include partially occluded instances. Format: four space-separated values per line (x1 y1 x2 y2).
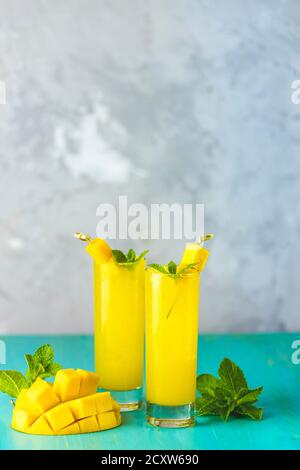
146 267 200 278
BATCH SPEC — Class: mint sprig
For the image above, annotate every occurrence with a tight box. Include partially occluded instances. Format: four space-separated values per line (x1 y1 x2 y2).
0 344 62 398
196 358 263 421
148 261 198 279
112 248 149 265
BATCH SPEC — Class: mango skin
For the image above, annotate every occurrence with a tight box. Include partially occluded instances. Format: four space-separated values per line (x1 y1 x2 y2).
11 370 121 436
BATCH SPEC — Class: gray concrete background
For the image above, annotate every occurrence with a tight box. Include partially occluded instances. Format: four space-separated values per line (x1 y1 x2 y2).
0 0 299 333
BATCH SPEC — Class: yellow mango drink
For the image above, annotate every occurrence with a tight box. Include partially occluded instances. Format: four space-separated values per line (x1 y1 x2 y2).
145 235 213 427
76 233 147 411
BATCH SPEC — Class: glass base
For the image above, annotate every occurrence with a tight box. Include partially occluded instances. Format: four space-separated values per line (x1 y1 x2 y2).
102 388 143 412
146 402 195 428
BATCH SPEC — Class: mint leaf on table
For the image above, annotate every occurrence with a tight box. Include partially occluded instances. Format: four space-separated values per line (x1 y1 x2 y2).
235 404 263 421
196 373 219 397
0 371 27 398
196 358 263 422
33 344 54 368
112 249 149 265
0 343 62 397
25 344 62 386
25 354 44 383
236 387 263 406
218 357 248 393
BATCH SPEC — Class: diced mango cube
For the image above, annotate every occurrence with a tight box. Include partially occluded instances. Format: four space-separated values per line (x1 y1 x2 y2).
29 415 54 435
85 238 112 264
11 408 40 433
112 399 120 412
68 395 97 420
56 422 80 435
78 415 99 433
26 378 60 413
111 401 121 426
97 411 118 430
44 403 75 432
77 369 99 397
15 389 31 410
53 369 81 402
95 391 113 413
180 244 210 272
115 411 121 426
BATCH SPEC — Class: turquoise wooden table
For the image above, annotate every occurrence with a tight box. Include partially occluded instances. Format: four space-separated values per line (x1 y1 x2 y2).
0 333 299 450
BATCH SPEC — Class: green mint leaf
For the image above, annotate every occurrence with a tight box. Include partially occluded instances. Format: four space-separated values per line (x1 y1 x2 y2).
167 261 177 274
215 386 236 410
39 361 62 380
219 403 235 422
27 344 60 384
196 396 218 416
196 358 263 423
33 344 54 368
113 248 148 265
218 358 248 394
177 263 198 275
126 249 136 262
148 264 169 274
0 343 61 398
197 374 219 398
25 354 45 385
237 386 263 406
25 354 36 380
196 396 230 420
135 250 149 262
28 363 45 385
0 371 27 398
45 362 62 375
235 404 263 420
112 249 127 263
150 260 198 279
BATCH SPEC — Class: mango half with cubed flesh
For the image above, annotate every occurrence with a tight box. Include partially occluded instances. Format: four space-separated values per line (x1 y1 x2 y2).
179 243 210 272
11 369 121 435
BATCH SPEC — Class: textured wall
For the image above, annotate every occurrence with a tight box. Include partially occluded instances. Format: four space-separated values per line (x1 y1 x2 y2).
0 0 299 333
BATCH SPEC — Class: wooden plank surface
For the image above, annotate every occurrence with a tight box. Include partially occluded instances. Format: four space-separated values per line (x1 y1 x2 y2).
0 334 299 450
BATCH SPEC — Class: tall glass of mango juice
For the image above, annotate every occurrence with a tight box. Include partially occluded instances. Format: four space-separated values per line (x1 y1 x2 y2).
94 258 145 410
76 234 146 411
145 240 211 427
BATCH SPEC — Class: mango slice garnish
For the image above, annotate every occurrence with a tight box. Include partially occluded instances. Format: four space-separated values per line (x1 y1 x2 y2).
179 243 210 272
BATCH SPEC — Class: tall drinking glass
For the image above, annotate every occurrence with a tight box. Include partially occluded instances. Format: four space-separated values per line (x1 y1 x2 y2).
145 268 200 427
94 258 145 411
